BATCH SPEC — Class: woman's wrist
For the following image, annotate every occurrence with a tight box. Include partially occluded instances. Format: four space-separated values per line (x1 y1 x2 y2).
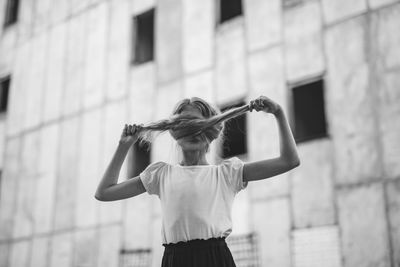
118 140 133 149
271 105 283 116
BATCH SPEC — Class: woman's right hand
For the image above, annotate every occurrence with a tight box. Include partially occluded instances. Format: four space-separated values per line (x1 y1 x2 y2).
119 124 143 147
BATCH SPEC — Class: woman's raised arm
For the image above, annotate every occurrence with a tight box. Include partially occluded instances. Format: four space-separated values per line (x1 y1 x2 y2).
243 96 300 182
95 124 146 201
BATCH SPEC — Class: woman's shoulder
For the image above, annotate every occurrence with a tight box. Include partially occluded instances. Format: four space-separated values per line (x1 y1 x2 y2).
219 157 244 166
143 161 169 172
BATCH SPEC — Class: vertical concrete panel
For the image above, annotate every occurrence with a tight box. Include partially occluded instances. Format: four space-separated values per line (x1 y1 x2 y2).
291 140 335 228
156 0 183 83
9 240 30 267
49 0 70 24
17 0 35 42
387 180 400 266
73 228 98 267
337 184 390 267
0 242 10 267
70 0 91 15
76 109 102 228
43 23 66 123
33 124 59 234
13 132 40 239
321 0 367 24
98 101 126 225
182 0 214 74
106 0 130 101
0 122 4 166
284 1 325 81
0 0 5 35
129 64 156 123
215 21 247 104
375 5 400 70
244 0 282 51
0 138 20 241
372 6 400 179
63 13 86 116
132 0 155 15
247 47 289 200
53 116 80 231
124 194 153 248
0 27 17 72
251 198 291 267
183 70 214 103
49 232 73 267
369 0 400 9
325 18 381 184
83 2 108 109
98 225 121 267
29 236 49 267
24 33 48 130
33 0 52 35
6 43 30 136
379 71 400 179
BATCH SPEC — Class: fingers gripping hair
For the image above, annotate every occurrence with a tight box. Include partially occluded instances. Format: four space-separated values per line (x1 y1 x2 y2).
134 97 250 150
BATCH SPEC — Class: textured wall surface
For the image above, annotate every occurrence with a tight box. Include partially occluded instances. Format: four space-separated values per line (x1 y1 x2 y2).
0 0 399 266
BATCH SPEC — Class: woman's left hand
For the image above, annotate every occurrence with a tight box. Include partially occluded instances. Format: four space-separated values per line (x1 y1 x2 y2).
249 96 281 115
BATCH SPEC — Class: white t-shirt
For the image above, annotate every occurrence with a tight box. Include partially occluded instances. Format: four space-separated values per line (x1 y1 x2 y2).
139 157 248 245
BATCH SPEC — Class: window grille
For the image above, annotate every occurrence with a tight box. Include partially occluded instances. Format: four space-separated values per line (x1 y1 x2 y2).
292 226 342 267
227 233 260 267
120 248 152 267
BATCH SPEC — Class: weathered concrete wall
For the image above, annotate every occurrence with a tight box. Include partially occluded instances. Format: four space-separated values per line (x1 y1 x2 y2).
0 0 399 266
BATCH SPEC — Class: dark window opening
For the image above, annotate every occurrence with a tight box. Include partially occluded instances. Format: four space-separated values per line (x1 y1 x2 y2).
120 248 151 267
132 8 155 65
291 79 328 143
220 100 247 158
3 0 19 27
0 76 10 113
227 233 260 267
127 142 151 178
219 0 243 24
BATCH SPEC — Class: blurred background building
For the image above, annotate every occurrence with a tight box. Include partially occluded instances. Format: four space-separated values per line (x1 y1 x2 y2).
0 0 399 266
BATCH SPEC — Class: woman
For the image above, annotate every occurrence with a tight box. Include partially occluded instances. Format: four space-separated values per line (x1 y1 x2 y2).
95 95 300 267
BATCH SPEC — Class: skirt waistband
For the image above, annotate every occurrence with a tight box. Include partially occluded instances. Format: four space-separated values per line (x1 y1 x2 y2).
162 237 227 251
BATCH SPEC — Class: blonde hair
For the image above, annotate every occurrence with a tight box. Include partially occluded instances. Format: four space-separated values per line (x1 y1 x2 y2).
136 97 250 151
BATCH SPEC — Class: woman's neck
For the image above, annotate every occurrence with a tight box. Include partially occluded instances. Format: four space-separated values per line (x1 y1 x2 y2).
180 150 209 166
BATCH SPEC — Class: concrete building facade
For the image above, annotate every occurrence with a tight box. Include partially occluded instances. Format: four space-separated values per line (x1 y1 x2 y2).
0 0 399 266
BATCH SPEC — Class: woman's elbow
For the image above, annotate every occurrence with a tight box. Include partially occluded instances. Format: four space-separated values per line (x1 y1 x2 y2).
287 157 300 169
291 158 300 168
94 192 107 201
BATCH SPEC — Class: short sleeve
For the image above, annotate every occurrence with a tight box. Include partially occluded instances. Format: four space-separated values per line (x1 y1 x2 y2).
139 161 167 195
219 157 248 194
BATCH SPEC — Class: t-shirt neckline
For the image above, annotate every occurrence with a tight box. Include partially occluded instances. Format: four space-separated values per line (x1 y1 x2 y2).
175 164 216 168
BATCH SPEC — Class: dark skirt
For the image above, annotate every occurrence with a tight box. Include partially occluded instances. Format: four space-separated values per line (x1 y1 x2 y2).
161 237 236 267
